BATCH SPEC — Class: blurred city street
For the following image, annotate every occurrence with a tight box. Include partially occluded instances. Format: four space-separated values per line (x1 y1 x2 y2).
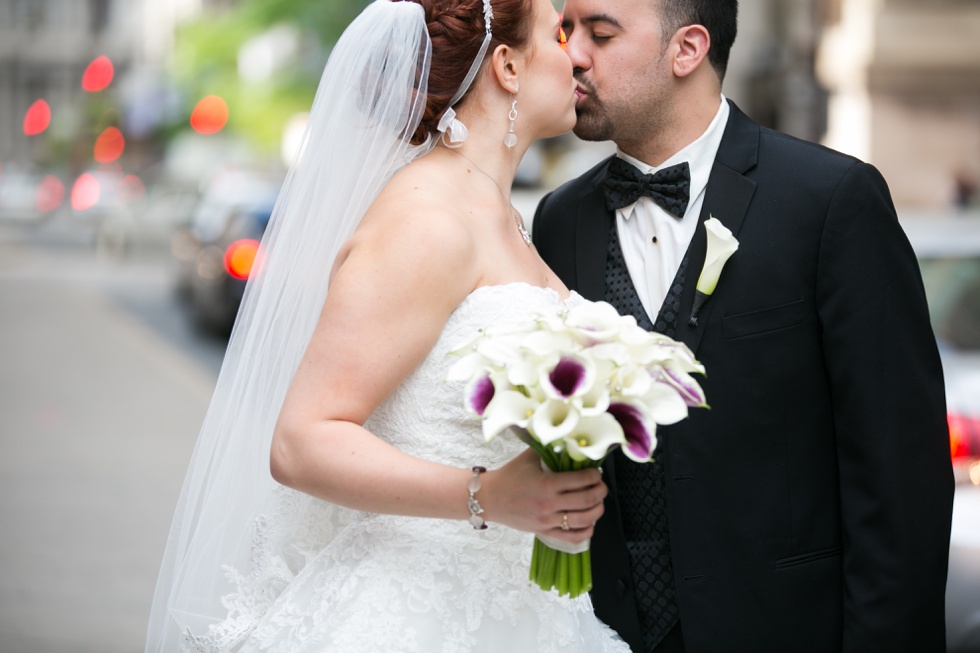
0 188 547 653
0 217 224 653
1 0 979 649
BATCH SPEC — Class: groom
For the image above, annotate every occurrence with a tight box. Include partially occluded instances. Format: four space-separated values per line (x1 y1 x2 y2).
533 0 954 651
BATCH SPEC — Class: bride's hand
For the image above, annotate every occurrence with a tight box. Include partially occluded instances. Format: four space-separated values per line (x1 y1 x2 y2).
479 449 607 544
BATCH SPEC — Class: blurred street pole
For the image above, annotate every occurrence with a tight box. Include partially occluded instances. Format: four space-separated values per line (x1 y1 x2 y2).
0 229 216 653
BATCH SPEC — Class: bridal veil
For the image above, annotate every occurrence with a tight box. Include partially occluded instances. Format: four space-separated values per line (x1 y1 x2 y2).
145 2 435 649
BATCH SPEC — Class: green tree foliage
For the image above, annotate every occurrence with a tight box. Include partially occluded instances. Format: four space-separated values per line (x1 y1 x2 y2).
171 0 371 153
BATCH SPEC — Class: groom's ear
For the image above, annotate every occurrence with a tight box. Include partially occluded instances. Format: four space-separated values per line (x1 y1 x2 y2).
490 44 522 95
670 24 710 79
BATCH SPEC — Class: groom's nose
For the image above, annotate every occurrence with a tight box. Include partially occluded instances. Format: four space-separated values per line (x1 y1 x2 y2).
563 30 592 73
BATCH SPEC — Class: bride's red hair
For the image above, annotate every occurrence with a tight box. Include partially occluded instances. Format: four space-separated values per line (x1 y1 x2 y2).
397 0 533 145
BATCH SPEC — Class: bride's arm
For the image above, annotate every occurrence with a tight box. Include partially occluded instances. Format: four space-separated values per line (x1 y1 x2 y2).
270 192 605 543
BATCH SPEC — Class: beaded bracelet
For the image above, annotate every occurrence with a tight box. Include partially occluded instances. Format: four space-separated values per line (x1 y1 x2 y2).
467 466 488 530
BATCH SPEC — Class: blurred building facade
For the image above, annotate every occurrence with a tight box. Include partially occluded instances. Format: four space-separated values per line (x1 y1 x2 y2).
1 0 978 211
818 0 980 210
0 0 201 173
728 0 980 211
726 0 828 146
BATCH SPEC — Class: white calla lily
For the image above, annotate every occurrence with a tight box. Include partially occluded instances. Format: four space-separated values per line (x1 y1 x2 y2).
531 399 581 445
689 216 738 327
667 342 704 374
476 335 523 366
589 342 631 365
697 216 738 295
642 380 690 425
523 330 576 357
564 300 628 341
563 413 626 462
446 351 492 382
506 358 545 388
609 364 653 398
578 380 611 417
447 328 485 356
481 390 538 442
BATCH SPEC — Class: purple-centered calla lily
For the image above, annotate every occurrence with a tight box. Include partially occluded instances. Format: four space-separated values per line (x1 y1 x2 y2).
464 374 496 416
659 363 708 408
608 402 657 462
542 355 595 401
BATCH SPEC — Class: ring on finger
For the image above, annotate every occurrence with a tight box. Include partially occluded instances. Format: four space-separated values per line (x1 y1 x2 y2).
561 512 570 531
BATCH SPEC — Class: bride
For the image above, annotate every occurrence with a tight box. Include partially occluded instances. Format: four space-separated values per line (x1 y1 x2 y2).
146 0 631 651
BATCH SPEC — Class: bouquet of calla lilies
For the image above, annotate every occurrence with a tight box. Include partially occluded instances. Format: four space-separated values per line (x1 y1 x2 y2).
448 299 708 598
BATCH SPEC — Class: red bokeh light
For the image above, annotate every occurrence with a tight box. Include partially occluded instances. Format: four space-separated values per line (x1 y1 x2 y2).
23 99 51 136
223 239 261 279
36 175 65 213
119 174 145 202
71 173 101 211
949 413 980 461
190 95 229 135
93 127 125 163
82 56 114 92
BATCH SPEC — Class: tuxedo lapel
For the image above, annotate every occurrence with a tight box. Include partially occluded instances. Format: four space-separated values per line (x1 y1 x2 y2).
574 163 615 302
671 103 759 355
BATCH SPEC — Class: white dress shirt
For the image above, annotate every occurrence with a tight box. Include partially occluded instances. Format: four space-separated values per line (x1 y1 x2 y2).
615 96 730 319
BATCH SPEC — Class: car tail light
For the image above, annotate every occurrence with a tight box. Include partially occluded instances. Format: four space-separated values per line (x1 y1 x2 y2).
948 412 980 485
223 239 261 280
949 413 980 460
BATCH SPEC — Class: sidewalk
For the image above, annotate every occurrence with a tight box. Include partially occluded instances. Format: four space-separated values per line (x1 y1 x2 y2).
0 237 215 653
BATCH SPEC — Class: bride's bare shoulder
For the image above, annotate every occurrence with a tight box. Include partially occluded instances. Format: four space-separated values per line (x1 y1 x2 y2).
357 157 474 249
332 158 478 291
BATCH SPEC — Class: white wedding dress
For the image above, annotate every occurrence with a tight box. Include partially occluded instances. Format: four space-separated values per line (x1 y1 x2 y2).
190 283 630 653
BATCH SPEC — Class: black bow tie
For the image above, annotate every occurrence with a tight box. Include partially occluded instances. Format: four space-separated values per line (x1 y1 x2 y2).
603 157 691 218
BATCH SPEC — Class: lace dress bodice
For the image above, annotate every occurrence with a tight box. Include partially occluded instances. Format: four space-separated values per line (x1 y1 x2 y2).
188 284 630 653
364 282 567 466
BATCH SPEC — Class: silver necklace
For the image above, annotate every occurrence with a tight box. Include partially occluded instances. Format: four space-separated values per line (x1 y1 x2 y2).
513 209 532 245
449 149 532 247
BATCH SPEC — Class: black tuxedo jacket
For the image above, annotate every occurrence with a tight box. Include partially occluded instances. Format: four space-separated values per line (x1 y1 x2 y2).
533 103 953 653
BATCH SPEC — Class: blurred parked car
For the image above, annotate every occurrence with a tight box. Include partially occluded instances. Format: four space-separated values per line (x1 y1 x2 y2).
902 214 980 653
173 170 281 335
95 176 200 259
68 167 141 227
0 166 64 223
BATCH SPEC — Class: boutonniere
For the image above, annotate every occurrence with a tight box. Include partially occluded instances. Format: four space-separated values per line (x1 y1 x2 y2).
689 216 738 327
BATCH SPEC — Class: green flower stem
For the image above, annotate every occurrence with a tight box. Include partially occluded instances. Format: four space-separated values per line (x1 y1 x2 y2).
524 439 605 598
530 540 592 598
569 546 581 592
559 548 568 596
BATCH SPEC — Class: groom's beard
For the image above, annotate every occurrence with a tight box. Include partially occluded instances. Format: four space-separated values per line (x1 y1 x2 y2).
572 75 614 142
571 48 674 151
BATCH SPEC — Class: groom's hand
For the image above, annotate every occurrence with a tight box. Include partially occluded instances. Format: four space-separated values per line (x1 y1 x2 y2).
480 449 606 544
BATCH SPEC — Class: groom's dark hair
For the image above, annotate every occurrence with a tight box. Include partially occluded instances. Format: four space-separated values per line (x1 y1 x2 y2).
659 0 738 81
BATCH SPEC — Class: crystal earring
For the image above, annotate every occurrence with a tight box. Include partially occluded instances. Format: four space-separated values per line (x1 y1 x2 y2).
504 95 518 148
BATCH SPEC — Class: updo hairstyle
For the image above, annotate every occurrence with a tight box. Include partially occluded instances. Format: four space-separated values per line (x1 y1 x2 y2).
398 0 534 145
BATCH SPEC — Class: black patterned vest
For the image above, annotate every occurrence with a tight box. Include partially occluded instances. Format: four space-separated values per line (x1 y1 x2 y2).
603 219 689 652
